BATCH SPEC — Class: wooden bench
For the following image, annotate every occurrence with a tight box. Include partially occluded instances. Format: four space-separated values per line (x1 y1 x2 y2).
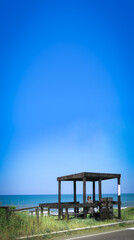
100 198 113 220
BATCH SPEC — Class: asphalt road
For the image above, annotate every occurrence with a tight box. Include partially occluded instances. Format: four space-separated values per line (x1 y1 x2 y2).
65 228 134 240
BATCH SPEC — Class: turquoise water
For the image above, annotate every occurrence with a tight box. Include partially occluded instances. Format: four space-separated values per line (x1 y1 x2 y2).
0 194 134 209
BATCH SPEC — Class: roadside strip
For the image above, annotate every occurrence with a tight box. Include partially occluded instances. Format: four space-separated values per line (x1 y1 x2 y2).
64 228 131 240
16 220 134 239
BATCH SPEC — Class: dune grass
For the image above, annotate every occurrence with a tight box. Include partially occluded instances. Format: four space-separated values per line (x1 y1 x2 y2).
0 207 134 240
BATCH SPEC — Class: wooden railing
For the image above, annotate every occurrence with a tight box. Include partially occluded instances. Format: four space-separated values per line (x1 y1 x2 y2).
0 206 40 224
0 200 121 222
39 202 99 219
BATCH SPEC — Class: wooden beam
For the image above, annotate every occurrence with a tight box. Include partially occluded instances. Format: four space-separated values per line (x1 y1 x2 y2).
83 177 87 218
83 177 86 204
74 180 77 213
9 206 39 212
74 180 76 203
57 172 121 182
93 181 95 203
58 181 61 203
98 178 102 201
58 181 61 219
98 178 102 214
40 202 98 209
118 177 121 219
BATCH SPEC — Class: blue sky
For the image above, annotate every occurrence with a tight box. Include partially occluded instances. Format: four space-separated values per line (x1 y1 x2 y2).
0 0 134 194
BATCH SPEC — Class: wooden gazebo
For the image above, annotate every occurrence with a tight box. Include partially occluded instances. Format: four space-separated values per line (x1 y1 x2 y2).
57 172 121 219
40 172 121 220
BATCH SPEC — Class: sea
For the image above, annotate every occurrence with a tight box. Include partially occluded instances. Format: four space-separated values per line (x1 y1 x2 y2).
0 194 134 209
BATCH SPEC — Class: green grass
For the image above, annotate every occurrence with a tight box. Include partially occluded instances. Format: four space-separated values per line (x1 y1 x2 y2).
0 207 134 240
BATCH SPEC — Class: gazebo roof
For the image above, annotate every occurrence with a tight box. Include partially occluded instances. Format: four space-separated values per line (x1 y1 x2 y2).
57 172 121 181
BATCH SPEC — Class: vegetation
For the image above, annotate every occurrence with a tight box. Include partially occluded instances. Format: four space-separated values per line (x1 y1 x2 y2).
0 207 134 240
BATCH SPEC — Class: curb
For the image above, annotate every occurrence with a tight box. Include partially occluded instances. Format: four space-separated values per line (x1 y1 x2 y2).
16 220 134 239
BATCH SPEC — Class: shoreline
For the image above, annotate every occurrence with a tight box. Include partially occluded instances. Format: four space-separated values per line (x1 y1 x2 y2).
1 193 134 209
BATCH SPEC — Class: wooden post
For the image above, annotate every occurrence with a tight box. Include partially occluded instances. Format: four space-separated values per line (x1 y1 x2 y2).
83 177 86 218
74 180 76 202
58 181 61 203
99 178 102 201
83 177 86 204
118 177 121 219
48 208 50 216
65 208 69 220
93 181 95 203
58 181 61 220
36 207 39 225
98 178 102 214
74 180 76 213
41 207 43 217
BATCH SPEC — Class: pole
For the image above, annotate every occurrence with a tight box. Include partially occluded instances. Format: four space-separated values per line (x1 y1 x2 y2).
118 177 121 218
74 180 76 213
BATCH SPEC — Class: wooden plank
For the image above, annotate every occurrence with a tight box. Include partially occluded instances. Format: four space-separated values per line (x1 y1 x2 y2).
57 173 85 181
39 202 79 208
39 202 98 208
100 208 113 213
57 172 121 181
101 198 113 202
9 206 39 212
101 203 113 207
93 181 95 202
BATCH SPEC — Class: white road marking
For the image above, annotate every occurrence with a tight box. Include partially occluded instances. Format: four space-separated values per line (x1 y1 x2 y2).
128 227 134 230
65 228 128 240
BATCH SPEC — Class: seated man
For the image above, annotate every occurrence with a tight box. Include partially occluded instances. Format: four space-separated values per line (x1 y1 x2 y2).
87 195 94 217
